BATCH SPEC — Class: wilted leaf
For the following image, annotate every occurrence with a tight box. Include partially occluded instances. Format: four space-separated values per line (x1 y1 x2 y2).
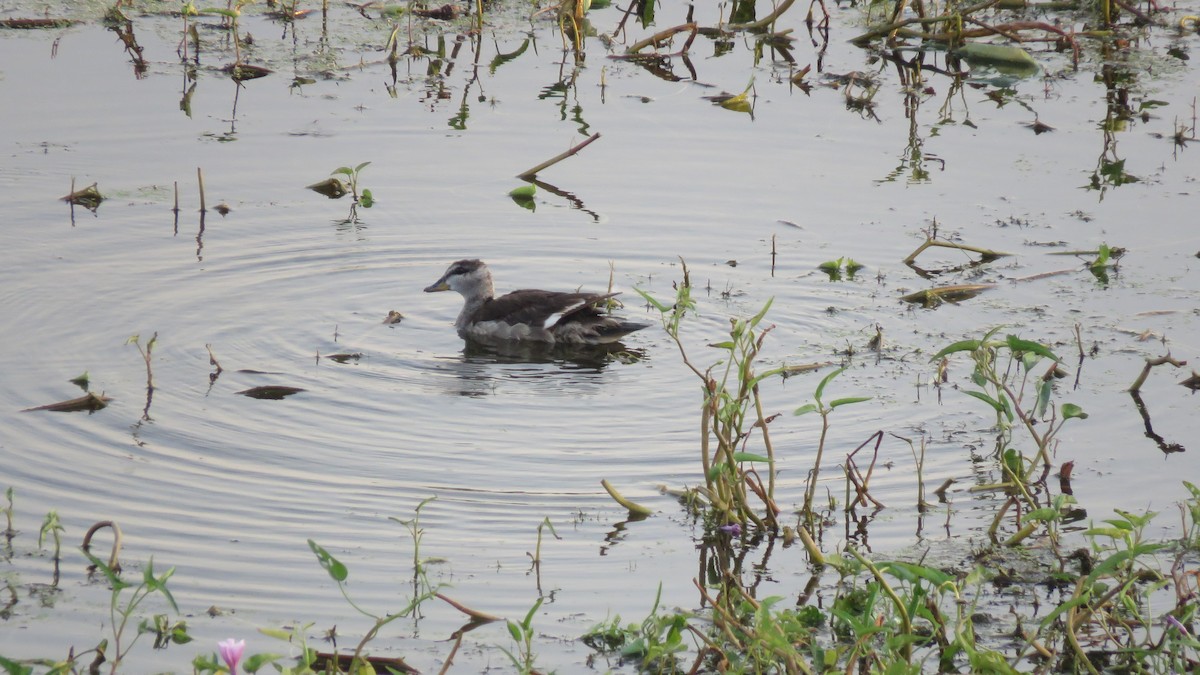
307 178 348 199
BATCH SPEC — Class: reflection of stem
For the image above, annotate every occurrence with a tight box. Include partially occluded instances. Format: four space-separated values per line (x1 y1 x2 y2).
1129 390 1186 455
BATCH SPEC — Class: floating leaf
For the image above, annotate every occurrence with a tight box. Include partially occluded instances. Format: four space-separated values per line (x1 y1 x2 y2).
508 184 536 199
956 42 1039 74
236 386 305 399
226 64 272 81
60 183 104 210
1061 403 1088 420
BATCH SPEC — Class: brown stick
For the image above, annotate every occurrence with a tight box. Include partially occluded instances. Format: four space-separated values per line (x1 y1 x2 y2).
625 22 696 53
516 132 601 179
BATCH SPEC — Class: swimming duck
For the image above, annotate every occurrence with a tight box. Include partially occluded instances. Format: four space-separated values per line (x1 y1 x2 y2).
424 259 650 345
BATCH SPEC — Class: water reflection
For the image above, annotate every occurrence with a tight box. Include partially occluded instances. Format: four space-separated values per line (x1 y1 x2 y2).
430 339 646 397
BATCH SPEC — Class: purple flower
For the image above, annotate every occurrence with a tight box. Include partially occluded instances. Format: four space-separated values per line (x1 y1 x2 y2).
1164 615 1190 637
218 638 245 675
718 523 741 536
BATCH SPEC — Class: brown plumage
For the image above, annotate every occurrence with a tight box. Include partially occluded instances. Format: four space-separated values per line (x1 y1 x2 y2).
424 259 649 345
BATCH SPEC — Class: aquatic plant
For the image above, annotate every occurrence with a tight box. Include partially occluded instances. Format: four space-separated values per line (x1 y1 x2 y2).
80 550 185 674
636 260 785 533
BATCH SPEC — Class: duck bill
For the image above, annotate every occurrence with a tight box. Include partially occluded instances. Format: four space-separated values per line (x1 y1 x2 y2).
424 279 451 293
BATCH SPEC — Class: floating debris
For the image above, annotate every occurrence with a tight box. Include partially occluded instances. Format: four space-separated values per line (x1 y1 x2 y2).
307 177 347 199
236 386 305 399
0 18 77 29
900 283 995 306
383 310 404 325
60 183 104 211
22 392 112 413
224 63 272 81
1181 372 1200 392
325 353 363 363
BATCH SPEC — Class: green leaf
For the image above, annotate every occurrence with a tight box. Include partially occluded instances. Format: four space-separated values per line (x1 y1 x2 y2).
731 452 771 463
928 339 980 362
82 548 130 592
508 185 536 199
829 396 871 409
747 297 774 328
1061 403 1087 420
1034 379 1052 418
354 161 372 172
522 596 544 630
332 167 353 177
506 620 524 642
257 627 294 640
1023 507 1060 523
633 287 670 312
793 403 818 416
0 654 34 675
818 258 842 271
308 539 348 582
200 7 240 17
243 653 285 673
876 560 954 586
963 390 1003 413
955 42 1039 71
1005 335 1059 362
814 366 846 403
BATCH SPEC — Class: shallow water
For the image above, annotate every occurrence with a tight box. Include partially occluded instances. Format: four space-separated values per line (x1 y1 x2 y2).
1 0 1198 670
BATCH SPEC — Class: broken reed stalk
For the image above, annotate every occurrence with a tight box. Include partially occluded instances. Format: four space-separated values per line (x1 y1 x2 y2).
1129 353 1187 393
82 520 124 573
902 236 1011 265
625 22 697 53
172 181 180 213
601 479 653 516
197 167 207 212
516 131 600 180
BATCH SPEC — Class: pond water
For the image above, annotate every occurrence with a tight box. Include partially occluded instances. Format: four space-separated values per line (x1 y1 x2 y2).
1 0 1198 671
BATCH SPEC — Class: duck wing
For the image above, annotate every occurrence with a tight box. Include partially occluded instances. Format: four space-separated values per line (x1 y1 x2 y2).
478 289 619 330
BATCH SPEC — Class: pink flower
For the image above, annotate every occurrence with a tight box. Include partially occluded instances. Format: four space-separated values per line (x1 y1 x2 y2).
218 638 245 675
